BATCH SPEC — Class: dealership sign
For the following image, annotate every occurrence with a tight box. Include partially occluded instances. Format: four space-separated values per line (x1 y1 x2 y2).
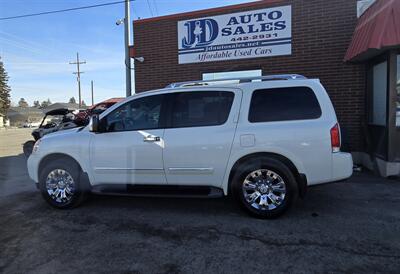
177 5 292 64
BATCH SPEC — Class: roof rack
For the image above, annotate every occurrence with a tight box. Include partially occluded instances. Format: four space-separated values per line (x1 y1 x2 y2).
166 74 307 88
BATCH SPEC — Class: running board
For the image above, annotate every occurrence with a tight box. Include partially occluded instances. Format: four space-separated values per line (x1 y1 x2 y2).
91 184 224 198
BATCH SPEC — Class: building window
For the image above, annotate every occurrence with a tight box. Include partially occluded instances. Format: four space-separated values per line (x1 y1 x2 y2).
202 69 262 81
370 61 388 126
396 55 400 127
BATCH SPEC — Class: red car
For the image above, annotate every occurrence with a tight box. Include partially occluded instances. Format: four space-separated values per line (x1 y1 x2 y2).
74 97 124 126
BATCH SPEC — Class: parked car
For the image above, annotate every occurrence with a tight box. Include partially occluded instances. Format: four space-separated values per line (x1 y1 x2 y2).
22 121 41 128
27 75 353 218
74 98 124 126
23 100 121 157
23 108 78 157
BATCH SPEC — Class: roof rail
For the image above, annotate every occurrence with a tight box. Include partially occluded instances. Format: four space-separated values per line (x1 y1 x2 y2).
166 74 307 88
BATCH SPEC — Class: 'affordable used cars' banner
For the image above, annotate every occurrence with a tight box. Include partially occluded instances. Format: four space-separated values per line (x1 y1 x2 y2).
177 5 292 64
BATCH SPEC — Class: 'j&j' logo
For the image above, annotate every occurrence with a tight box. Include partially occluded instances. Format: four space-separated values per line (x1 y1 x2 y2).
182 19 218 49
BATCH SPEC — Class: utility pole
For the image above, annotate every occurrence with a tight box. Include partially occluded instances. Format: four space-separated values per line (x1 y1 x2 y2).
124 0 132 97
69 52 86 108
91 80 94 106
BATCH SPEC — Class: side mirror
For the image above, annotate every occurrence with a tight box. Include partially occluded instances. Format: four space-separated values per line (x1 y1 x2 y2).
89 115 99 132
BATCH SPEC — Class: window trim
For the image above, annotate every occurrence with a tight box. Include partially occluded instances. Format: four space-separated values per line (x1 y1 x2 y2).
368 60 389 126
366 53 390 128
247 86 322 123
99 94 167 133
164 90 235 129
395 53 400 128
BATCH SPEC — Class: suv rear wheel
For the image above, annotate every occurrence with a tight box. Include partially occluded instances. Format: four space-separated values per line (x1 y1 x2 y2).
231 157 298 218
39 158 87 208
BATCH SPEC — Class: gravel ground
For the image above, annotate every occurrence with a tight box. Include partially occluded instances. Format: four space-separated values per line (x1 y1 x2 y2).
1 129 400 273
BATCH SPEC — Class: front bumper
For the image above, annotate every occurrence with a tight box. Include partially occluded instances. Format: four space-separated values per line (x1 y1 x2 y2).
27 153 40 183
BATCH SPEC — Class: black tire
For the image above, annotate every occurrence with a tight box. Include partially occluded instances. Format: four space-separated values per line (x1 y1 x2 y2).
23 140 35 157
231 157 298 219
39 158 87 209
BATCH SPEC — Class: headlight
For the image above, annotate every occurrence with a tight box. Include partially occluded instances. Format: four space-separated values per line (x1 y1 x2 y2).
32 139 41 153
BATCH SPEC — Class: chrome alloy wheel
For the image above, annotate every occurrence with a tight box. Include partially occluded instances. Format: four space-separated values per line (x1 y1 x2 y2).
242 169 286 211
45 169 75 204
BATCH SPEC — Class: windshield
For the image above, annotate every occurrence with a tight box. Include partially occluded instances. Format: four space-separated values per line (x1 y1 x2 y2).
41 114 74 128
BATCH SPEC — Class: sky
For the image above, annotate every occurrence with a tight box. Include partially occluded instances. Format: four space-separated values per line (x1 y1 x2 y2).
0 0 255 106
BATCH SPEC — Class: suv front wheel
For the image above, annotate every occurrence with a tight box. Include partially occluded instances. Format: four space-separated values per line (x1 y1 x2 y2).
39 158 87 209
231 158 298 218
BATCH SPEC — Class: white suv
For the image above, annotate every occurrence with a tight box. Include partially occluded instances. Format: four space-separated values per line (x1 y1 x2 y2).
27 75 353 218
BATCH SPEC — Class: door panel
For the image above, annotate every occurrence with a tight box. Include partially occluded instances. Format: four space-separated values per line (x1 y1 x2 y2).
89 94 166 185
163 127 235 186
90 129 165 184
163 89 241 187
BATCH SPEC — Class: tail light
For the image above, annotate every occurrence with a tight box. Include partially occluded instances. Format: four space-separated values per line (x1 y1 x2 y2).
330 123 340 153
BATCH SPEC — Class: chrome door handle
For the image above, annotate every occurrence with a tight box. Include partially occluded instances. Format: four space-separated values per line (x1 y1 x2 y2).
143 135 160 142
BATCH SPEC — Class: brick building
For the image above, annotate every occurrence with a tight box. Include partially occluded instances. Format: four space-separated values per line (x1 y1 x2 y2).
131 0 400 176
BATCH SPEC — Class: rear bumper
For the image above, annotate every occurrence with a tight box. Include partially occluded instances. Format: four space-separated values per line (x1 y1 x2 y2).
331 152 353 181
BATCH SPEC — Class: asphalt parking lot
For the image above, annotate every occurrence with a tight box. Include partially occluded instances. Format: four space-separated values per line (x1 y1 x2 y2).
1 129 400 273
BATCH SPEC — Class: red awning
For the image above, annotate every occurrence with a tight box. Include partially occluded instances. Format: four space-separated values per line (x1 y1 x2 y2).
345 0 400 62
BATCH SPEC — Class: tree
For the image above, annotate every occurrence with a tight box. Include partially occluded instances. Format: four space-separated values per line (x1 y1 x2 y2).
69 97 76 104
0 57 11 115
81 100 86 107
18 98 29 108
41 98 52 108
33 100 40 108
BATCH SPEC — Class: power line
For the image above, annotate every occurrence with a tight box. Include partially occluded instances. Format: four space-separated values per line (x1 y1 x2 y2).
0 30 59 56
146 0 154 17
152 0 159 16
0 0 134 21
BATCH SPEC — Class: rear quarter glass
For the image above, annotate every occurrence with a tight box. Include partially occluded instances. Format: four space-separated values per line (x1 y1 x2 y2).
248 87 322 123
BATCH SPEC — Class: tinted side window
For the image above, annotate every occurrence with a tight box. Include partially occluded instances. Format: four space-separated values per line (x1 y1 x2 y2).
171 91 234 128
104 95 163 132
248 87 322 123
